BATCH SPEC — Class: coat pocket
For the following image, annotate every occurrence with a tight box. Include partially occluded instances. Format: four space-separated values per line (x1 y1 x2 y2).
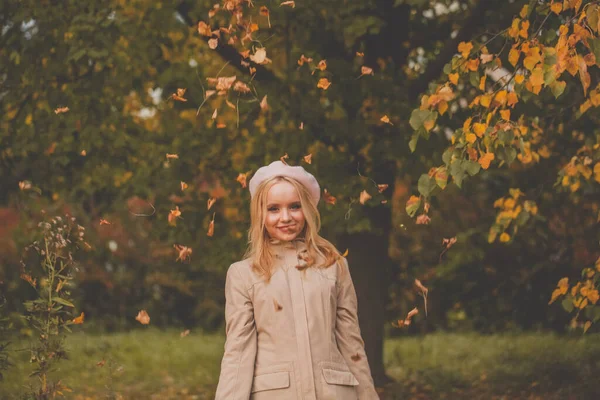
251 371 290 393
251 361 296 399
319 361 358 400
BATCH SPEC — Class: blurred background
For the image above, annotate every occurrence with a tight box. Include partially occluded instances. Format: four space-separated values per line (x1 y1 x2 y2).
1 0 599 398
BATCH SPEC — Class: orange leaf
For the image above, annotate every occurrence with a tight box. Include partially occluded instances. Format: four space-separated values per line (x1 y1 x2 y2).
172 88 187 102
54 106 69 114
449 73 459 85
197 21 212 36
168 206 182 226
236 172 248 188
207 198 216 210
473 123 487 137
380 115 393 125
360 66 374 76
72 312 84 325
166 153 179 159
500 109 511 120
317 78 331 90
100 219 111 225
174 244 193 262
135 310 150 325
260 95 269 111
323 188 337 205
478 152 495 169
359 190 372 204
207 213 215 237
180 181 188 191
280 1 296 7
551 2 563 14
377 184 389 193
458 41 473 58
303 154 312 164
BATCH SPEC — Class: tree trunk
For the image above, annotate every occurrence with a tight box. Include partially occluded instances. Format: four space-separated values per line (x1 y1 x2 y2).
339 230 394 387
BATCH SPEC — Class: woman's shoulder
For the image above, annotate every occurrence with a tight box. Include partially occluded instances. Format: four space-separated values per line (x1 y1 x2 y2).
227 257 263 285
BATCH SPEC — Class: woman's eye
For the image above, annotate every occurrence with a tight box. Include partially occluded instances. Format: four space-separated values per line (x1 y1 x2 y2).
267 207 278 212
291 204 301 209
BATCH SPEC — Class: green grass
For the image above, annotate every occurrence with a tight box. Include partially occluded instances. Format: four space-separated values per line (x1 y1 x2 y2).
1 330 599 399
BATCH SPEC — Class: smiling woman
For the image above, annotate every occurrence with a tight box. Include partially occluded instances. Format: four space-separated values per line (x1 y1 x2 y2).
264 180 306 242
214 161 379 400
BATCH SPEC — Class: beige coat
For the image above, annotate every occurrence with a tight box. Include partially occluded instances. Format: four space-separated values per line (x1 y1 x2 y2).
215 240 379 400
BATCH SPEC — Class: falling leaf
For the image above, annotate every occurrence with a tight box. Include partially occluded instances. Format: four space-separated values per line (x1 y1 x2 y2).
80 150 86 156
181 181 188 191
72 312 84 325
19 181 32 190
211 109 218 120
237 172 248 188
135 310 150 325
166 153 179 160
342 248 349 257
216 122 226 129
416 214 431 224
415 279 428 295
315 60 327 72
360 66 374 76
250 48 269 64
356 52 364 57
280 1 295 7
96 359 106 367
407 307 419 319
380 115 393 125
260 95 269 111
297 54 313 66
260 6 271 27
303 154 312 164
280 153 289 165
442 237 457 248
197 21 212 36
174 244 192 262
168 206 182 226
171 88 187 102
377 184 388 193
99 219 111 225
359 190 372 205
323 188 337 205
180 329 191 338
207 197 216 210
54 106 69 114
299 122 304 130
208 38 218 49
317 78 331 90
207 213 215 237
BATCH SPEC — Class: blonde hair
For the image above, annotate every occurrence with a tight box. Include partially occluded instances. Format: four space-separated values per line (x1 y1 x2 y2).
244 176 341 281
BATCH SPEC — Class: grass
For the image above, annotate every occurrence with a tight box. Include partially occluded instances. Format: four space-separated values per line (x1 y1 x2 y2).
1 330 599 399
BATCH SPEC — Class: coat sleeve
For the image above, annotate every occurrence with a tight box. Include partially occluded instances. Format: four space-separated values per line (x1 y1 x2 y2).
215 263 257 400
335 257 380 400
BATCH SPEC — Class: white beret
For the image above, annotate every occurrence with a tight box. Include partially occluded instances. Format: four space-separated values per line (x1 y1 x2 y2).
249 161 320 206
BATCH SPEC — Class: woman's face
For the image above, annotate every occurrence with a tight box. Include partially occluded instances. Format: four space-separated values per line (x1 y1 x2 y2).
264 181 306 242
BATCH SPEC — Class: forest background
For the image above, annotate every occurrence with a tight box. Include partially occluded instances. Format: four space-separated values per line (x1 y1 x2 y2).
1 0 600 398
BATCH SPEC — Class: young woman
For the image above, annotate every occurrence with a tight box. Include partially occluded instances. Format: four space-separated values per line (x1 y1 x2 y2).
215 161 379 400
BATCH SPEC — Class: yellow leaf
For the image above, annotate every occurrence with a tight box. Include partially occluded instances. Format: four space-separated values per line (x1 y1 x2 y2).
520 5 529 18
423 119 435 132
551 2 563 14
507 92 519 107
479 76 486 91
458 41 473 58
466 133 477 144
515 74 525 84
519 20 530 38
480 95 492 108
584 321 592 333
500 109 511 120
438 101 448 115
508 18 520 39
500 232 510 242
478 152 495 169
449 73 459 85
463 117 472 132
473 122 487 137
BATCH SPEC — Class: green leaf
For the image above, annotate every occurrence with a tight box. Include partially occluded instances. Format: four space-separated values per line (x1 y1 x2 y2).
418 174 436 197
405 196 421 217
53 297 75 307
409 109 432 131
550 80 566 99
589 38 600 66
409 132 419 153
464 160 481 176
561 297 574 313
434 166 448 189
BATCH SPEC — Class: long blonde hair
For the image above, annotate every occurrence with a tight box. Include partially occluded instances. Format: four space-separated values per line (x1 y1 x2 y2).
244 176 341 281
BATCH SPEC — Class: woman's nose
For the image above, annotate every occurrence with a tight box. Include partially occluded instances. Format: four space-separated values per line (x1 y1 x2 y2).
281 208 291 221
